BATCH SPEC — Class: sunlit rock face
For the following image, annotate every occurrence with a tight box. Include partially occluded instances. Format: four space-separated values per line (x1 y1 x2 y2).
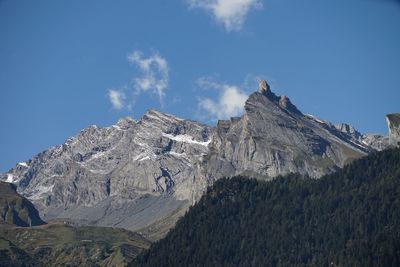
205 80 371 180
0 110 212 231
387 113 400 147
0 80 393 236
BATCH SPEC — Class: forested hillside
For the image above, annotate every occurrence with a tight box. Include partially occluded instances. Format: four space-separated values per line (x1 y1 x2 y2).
133 148 400 267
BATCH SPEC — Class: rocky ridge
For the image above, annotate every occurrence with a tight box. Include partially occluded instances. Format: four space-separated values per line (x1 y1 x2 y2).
1 109 212 233
203 80 380 180
0 80 394 237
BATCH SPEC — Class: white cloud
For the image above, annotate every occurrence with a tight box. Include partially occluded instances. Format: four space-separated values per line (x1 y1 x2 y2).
188 0 262 31
198 80 248 120
128 50 169 103
108 89 125 110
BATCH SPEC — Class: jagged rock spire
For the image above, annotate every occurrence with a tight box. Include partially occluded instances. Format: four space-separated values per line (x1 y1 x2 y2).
255 80 301 115
387 113 400 147
278 95 302 114
258 79 270 93
257 79 278 102
278 95 290 109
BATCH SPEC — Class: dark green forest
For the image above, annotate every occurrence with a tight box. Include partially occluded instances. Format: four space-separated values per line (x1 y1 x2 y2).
133 148 400 267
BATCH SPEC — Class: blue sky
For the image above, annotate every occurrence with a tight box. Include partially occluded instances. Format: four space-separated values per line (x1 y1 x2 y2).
0 0 399 171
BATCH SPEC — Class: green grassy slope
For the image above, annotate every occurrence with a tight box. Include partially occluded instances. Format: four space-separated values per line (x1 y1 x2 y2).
0 223 150 266
0 181 45 227
0 181 151 266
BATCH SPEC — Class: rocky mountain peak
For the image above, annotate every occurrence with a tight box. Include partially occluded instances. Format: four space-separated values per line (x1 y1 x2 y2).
209 81 374 180
335 123 357 134
278 95 289 106
335 123 362 140
279 95 301 114
257 79 279 102
248 81 300 115
258 79 270 93
116 116 136 129
141 109 184 125
387 113 400 147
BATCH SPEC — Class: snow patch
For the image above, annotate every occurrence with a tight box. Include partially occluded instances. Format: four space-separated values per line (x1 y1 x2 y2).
134 140 151 148
133 152 156 162
162 133 211 146
18 162 28 168
362 139 370 146
306 114 327 125
6 174 14 183
88 151 107 161
139 156 151 162
66 137 78 146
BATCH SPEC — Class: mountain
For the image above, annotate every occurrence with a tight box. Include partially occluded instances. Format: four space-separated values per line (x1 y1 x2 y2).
0 80 393 238
133 147 400 267
204 80 377 180
0 181 45 227
0 110 212 236
334 123 389 151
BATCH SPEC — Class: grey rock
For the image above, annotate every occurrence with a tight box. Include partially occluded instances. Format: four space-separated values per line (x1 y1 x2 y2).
335 123 363 142
204 82 371 180
258 79 270 93
0 109 212 231
387 113 400 147
361 134 390 151
0 79 394 237
334 123 390 151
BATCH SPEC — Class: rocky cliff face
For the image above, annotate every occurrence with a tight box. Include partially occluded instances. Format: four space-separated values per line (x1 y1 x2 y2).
333 122 390 152
387 113 400 147
0 110 212 232
0 80 393 236
204 81 371 180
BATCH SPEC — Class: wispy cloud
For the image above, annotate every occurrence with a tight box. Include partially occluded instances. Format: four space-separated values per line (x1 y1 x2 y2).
108 89 125 110
107 50 169 111
187 0 263 31
128 50 169 103
197 77 249 120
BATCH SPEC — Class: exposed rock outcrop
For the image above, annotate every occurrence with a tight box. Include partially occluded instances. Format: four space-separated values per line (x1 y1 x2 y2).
205 80 370 180
387 113 400 147
0 110 212 231
362 134 390 151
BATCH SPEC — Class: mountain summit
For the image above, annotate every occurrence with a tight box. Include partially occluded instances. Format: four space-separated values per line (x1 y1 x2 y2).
0 109 212 238
205 80 375 180
0 80 393 238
